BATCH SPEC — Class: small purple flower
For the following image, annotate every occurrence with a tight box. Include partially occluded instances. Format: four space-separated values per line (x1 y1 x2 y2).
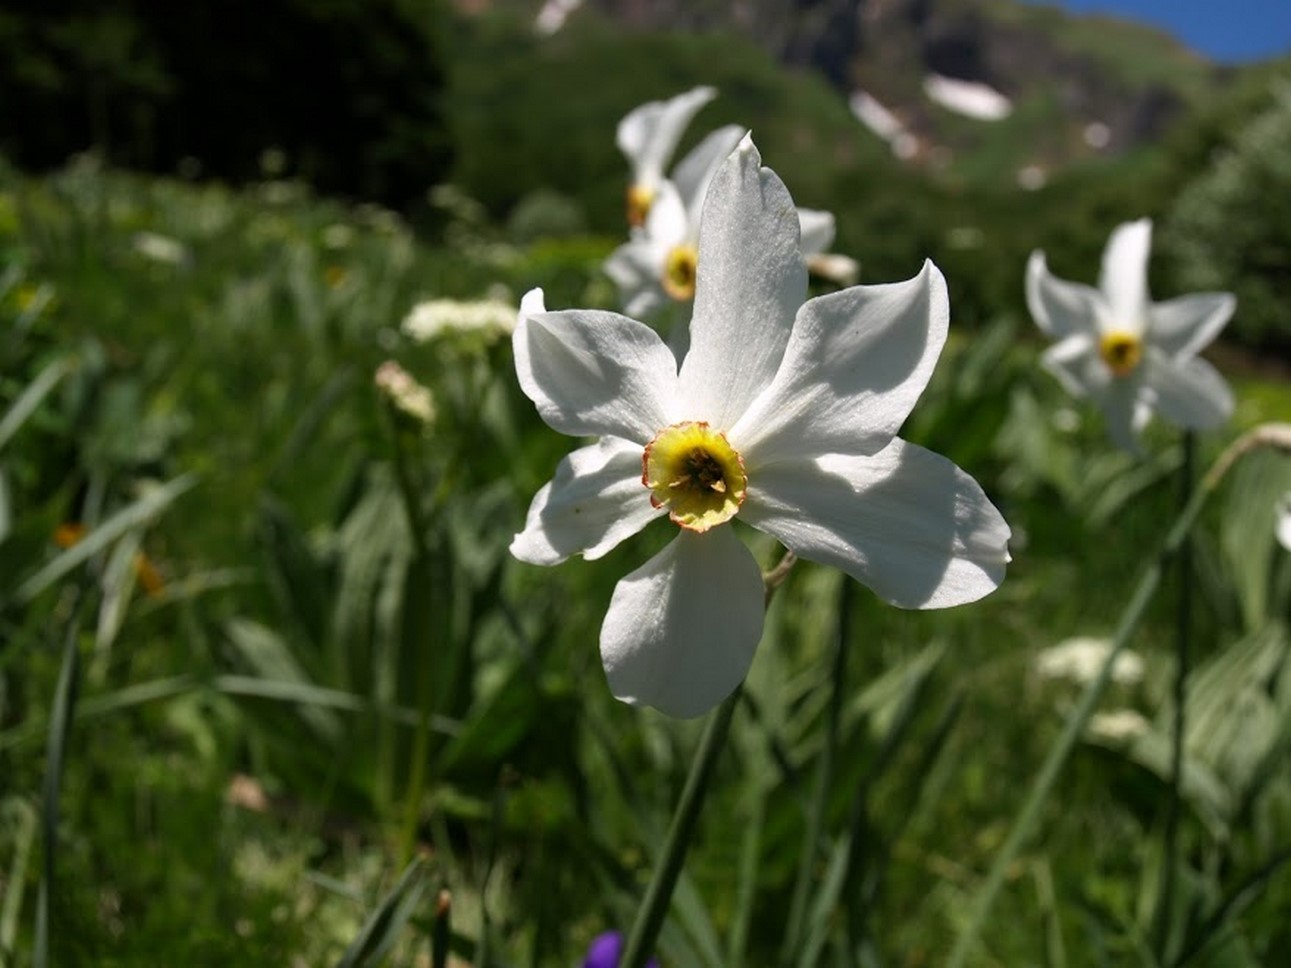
583 930 659 968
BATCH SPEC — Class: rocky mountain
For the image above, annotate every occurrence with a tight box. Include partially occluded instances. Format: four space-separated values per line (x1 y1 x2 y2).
529 0 1228 183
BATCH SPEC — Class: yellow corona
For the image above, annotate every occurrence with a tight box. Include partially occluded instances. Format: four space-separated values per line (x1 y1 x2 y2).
1098 330 1142 377
642 422 747 532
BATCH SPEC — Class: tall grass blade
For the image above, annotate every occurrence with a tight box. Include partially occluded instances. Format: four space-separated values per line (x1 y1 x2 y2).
34 592 86 968
335 857 427 968
11 474 196 606
0 358 70 455
0 799 37 964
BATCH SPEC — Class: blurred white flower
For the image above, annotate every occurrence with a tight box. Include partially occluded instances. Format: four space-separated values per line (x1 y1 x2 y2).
374 361 435 425
1277 492 1291 551
617 86 717 227
512 137 1010 718
1036 636 1144 686
1089 709 1150 742
132 231 189 266
1027 219 1235 453
402 298 517 344
606 128 853 320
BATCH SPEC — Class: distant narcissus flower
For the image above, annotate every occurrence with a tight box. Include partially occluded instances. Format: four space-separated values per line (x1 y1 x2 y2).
617 86 717 227
1277 492 1291 552
512 136 1011 718
1027 218 1235 452
583 931 658 968
607 126 856 321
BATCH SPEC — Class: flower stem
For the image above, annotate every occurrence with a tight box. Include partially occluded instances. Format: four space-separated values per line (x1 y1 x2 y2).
619 686 741 968
1155 430 1195 957
946 424 1291 968
619 549 798 968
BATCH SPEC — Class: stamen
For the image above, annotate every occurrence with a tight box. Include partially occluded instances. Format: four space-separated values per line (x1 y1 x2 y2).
1098 330 1143 377
626 184 655 228
661 244 699 302
642 422 747 532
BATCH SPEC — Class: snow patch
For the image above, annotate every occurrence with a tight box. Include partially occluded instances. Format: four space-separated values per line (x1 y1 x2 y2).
923 74 1012 122
848 90 919 159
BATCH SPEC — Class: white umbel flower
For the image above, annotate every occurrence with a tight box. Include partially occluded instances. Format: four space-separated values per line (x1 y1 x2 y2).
511 136 1011 718
1027 219 1235 452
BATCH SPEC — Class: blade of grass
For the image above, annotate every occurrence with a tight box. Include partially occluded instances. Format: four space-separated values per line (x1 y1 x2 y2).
0 674 460 755
10 474 197 607
34 590 86 968
0 358 71 455
0 799 36 964
725 781 768 968
335 856 427 968
781 581 856 964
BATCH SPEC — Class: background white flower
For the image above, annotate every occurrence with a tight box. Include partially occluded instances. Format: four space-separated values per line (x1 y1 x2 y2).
1026 218 1235 452
512 136 1010 718
1277 492 1291 552
606 127 855 323
617 86 717 227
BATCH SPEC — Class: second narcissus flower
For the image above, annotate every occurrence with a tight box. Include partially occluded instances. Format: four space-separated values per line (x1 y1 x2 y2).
617 86 716 227
510 136 1010 719
1026 218 1235 453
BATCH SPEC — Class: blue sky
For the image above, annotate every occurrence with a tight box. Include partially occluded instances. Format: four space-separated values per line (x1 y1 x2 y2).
1023 0 1291 62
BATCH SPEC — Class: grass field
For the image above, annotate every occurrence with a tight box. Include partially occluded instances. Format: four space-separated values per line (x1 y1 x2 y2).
1 154 1290 967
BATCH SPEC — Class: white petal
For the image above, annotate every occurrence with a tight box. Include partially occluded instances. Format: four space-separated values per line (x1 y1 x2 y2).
1099 377 1151 455
605 238 668 320
1099 218 1153 329
1276 493 1291 552
644 180 690 247
1026 250 1103 340
1040 333 1104 399
511 438 662 565
617 86 717 188
672 124 745 224
678 135 807 428
1143 349 1233 431
513 308 678 442
730 260 948 463
1149 292 1235 360
600 527 766 718
742 440 1010 609
796 208 836 257
520 288 546 316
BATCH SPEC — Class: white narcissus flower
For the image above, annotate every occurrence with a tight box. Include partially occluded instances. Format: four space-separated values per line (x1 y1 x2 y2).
1027 218 1235 453
1277 492 1291 552
512 136 1011 718
618 86 717 227
606 127 855 321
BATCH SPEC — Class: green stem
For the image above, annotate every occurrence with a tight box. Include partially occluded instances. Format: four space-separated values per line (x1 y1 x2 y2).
620 551 798 968
620 687 741 968
1155 431 1196 957
948 435 1225 968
